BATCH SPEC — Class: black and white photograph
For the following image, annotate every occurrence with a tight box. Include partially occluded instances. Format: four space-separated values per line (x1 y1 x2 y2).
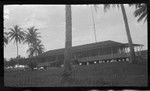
4 4 148 87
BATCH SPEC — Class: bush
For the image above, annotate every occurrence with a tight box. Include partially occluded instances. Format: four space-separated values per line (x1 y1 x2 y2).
50 61 62 67
28 61 37 70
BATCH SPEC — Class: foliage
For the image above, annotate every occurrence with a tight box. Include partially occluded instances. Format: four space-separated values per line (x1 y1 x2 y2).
24 26 44 57
50 60 62 67
95 4 147 23
103 4 120 12
8 25 25 44
4 32 9 46
8 25 25 57
72 59 79 65
27 60 37 70
27 40 44 57
4 56 28 67
16 57 28 65
24 26 41 45
6 58 17 67
4 58 9 67
133 4 147 22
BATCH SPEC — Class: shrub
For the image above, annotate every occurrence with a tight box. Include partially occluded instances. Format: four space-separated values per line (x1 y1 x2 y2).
28 61 37 70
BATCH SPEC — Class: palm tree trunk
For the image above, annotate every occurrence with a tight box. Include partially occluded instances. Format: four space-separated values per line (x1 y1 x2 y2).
16 42 19 58
63 5 72 76
120 4 136 63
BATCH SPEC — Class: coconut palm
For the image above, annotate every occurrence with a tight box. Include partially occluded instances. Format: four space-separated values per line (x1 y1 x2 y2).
8 25 25 57
24 26 44 57
99 4 136 63
24 26 41 45
27 40 44 57
133 3 147 22
63 5 72 76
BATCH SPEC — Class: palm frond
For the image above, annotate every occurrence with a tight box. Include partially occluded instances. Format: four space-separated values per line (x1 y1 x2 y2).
8 25 25 43
27 40 44 57
9 28 15 33
9 34 16 42
25 26 41 45
93 5 99 12
4 32 8 35
134 3 147 22
4 35 8 46
137 11 147 22
144 15 147 22
103 4 120 12
4 32 9 46
134 6 145 17
104 4 111 12
25 26 44 57
128 4 141 8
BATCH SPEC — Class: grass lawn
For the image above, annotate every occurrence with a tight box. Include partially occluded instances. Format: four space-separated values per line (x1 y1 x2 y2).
4 61 147 87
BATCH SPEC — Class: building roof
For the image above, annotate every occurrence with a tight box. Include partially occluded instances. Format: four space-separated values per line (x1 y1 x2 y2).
37 40 143 58
123 43 144 47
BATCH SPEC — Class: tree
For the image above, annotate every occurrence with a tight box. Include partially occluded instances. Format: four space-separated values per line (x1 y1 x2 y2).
27 40 44 57
24 26 44 57
7 58 17 67
4 58 9 67
24 26 41 45
133 3 147 23
8 25 25 57
102 4 136 63
63 5 72 77
28 60 37 70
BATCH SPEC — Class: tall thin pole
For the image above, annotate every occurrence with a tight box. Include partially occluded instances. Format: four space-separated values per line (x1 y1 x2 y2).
63 5 72 76
90 5 97 43
120 4 135 63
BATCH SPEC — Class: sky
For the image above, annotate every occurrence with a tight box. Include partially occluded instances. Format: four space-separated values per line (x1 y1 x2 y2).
4 4 147 60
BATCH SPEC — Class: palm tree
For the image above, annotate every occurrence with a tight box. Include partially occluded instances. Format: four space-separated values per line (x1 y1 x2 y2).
133 3 147 23
8 25 25 57
63 5 72 76
102 4 136 63
24 26 41 45
24 26 44 57
4 27 9 46
27 40 44 57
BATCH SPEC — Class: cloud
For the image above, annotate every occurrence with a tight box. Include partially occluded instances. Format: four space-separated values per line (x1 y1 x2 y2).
21 13 48 29
73 34 94 46
4 8 10 20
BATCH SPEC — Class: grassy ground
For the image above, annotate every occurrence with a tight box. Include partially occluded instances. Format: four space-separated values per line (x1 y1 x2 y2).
4 61 147 87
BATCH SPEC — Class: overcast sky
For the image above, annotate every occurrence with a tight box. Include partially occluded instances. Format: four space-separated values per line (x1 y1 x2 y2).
4 4 147 59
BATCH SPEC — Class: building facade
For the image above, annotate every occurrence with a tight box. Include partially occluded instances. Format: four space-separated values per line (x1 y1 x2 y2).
33 40 143 67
